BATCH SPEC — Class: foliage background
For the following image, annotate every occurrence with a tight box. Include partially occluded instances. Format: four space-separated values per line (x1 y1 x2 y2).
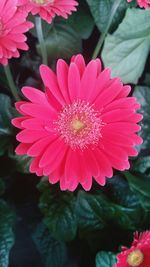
0 0 150 266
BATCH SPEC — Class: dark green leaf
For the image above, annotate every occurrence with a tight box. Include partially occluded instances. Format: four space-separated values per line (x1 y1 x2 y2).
125 172 150 209
133 86 150 151
76 191 114 234
0 94 16 130
0 67 9 88
38 181 77 241
106 175 140 208
32 223 68 267
86 0 128 33
0 200 15 267
96 251 116 267
77 189 144 233
144 73 150 86
9 152 32 174
37 18 82 61
0 94 17 156
67 1 94 39
102 8 150 84
132 156 150 174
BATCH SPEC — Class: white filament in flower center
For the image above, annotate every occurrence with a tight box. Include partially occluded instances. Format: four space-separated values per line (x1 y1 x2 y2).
55 100 103 150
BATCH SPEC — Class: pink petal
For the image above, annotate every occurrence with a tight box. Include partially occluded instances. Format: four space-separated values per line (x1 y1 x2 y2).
68 62 81 101
56 59 70 103
39 138 67 168
71 54 86 77
27 136 56 157
80 60 98 100
22 86 48 105
40 64 65 105
15 143 31 155
16 129 49 143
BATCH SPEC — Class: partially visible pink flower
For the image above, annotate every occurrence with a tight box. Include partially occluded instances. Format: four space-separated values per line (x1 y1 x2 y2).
0 0 33 65
18 0 78 24
12 55 143 191
114 231 150 267
127 0 150 9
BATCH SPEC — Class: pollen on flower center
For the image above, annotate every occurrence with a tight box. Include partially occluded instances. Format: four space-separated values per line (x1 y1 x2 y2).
127 249 144 267
72 119 85 133
55 100 103 150
31 0 54 5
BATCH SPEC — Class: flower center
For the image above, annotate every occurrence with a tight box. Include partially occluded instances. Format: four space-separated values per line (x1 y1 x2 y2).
31 0 54 5
72 119 85 133
127 250 144 267
55 100 103 150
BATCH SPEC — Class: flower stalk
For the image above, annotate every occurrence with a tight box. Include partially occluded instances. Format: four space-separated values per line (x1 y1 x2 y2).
92 0 122 59
4 64 20 101
35 16 48 65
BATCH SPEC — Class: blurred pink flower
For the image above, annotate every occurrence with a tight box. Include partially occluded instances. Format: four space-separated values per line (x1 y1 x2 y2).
0 0 33 65
127 0 150 9
114 231 150 267
18 0 78 23
12 55 143 191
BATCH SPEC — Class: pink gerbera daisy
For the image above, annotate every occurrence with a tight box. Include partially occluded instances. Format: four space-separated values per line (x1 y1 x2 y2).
0 0 33 65
12 54 143 191
127 0 150 9
114 231 150 267
18 0 78 23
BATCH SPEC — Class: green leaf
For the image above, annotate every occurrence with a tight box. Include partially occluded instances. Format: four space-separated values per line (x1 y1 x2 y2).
86 0 128 33
132 156 150 174
96 251 116 267
102 8 150 84
0 200 15 267
76 191 114 234
0 94 17 156
37 18 82 60
38 181 77 241
77 189 144 233
9 152 32 174
106 175 139 208
32 223 68 267
133 86 150 151
67 0 94 39
0 67 9 88
14 155 32 173
143 73 150 86
125 172 150 209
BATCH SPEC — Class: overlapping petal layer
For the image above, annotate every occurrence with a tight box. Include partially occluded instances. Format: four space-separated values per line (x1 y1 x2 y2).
18 0 78 23
0 0 33 65
12 55 143 191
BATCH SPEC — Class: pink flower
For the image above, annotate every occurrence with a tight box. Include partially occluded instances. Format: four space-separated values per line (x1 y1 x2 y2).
114 231 150 267
12 55 143 191
127 0 150 9
18 0 78 23
0 0 33 65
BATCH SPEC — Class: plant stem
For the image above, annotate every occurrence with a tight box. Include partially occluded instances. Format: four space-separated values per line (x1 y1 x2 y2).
35 16 48 65
4 64 20 101
92 0 122 59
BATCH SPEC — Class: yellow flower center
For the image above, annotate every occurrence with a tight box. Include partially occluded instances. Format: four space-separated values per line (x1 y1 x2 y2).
127 250 144 267
31 0 54 5
72 119 85 133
